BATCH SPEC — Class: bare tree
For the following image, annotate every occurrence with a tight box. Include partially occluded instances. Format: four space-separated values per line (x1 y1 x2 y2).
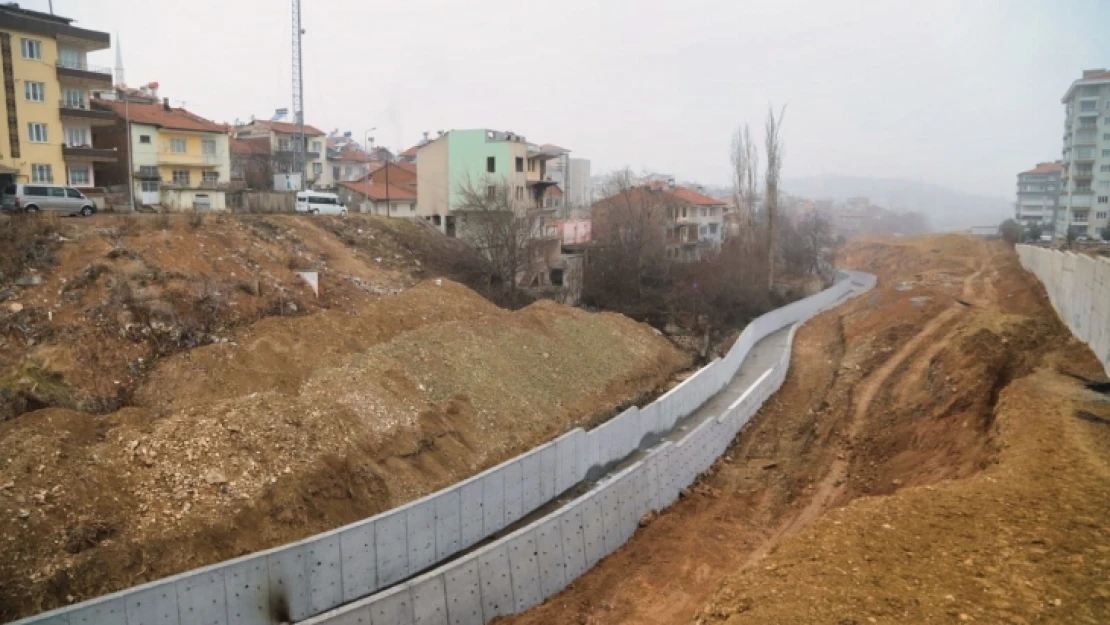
731 124 760 250
455 174 544 307
764 105 786 289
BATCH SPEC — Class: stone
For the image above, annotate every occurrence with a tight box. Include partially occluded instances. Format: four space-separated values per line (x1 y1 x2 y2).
242 279 261 296
204 468 228 485
15 275 44 287
9 302 23 313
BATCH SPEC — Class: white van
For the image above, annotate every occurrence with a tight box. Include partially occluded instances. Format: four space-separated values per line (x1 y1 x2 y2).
295 191 347 215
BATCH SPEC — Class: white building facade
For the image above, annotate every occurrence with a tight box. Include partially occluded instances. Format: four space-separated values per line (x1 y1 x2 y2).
1015 162 1062 232
1060 69 1110 239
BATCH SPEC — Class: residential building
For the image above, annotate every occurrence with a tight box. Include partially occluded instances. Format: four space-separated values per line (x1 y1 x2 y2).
336 162 418 216
325 145 372 187
541 145 593 217
0 4 115 189
92 97 232 211
229 136 272 190
1060 69 1110 239
1015 161 1062 231
234 119 327 189
594 184 727 262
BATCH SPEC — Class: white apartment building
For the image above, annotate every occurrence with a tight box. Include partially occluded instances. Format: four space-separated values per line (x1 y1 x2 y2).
1060 69 1110 240
1015 161 1062 232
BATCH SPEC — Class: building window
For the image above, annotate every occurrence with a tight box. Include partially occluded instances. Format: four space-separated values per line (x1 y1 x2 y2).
486 185 496 199
343 165 351 177
20 38 41 60
31 164 52 182
141 181 159 192
1077 148 1094 159
515 185 524 201
311 141 321 153
68 166 90 186
278 138 290 151
709 223 718 234
172 170 190 185
681 206 688 219
1076 181 1091 191
169 138 186 153
1080 101 1098 112
1101 165 1110 173
312 162 322 175
516 157 524 173
1104 149 1110 157
486 156 496 173
1098 212 1109 219
65 127 88 147
332 166 340 180
138 165 158 177
202 139 216 155
1100 181 1110 189
701 207 708 217
24 81 45 102
1099 197 1109 204
1074 211 1089 221
139 134 152 144
63 89 84 108
27 123 47 143
202 171 219 182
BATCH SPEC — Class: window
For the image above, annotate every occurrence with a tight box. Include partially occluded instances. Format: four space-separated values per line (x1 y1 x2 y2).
1081 101 1098 111
486 185 496 199
24 185 47 196
65 127 88 147
66 188 83 198
278 138 290 151
487 157 498 173
138 165 158 178
1105 133 1110 141
409 203 416 212
700 207 708 217
202 139 216 155
31 164 52 183
515 185 524 200
1077 148 1094 159
1074 211 1089 221
20 38 41 60
172 170 190 185
1100 197 1110 205
68 166 90 186
58 48 80 68
64 89 84 108
681 206 688 219
1098 212 1109 219
312 162 322 175
170 138 186 153
709 223 718 234
139 134 151 144
516 157 524 173
1101 165 1110 173
1076 181 1091 191
24 81 45 102
48 187 65 198
27 123 47 143
332 166 340 180
1100 181 1110 189
311 141 321 153
343 165 351 177
1104 149 1110 157
140 181 159 192
202 171 219 182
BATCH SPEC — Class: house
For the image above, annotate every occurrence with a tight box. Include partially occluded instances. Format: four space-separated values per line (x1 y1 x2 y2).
325 145 373 186
0 4 115 190
229 136 272 190
91 97 233 211
336 162 418 216
593 184 727 262
234 119 327 189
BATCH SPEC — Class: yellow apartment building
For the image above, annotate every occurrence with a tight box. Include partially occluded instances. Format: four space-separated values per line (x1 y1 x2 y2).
0 4 115 189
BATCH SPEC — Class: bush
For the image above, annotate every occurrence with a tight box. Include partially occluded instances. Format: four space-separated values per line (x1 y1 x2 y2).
0 213 62 279
188 212 205 230
998 219 1022 245
116 215 140 237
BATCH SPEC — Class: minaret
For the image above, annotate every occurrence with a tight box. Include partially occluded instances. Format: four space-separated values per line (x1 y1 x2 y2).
113 33 124 86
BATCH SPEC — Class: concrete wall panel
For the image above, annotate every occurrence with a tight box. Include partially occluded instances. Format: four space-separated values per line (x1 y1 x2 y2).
477 545 514 621
442 559 482 625
435 489 462 562
559 505 587 582
124 582 180 625
222 555 270 625
502 461 525 527
375 511 409 588
411 574 448 625
340 522 377 603
174 569 227 625
538 444 558 501
407 500 438 576
267 543 310 621
481 470 506 536
307 535 344 614
555 431 579 494
535 515 567 597
519 448 543 515
67 597 127 625
369 585 414 625
580 494 605 569
507 530 543 612
459 478 484 550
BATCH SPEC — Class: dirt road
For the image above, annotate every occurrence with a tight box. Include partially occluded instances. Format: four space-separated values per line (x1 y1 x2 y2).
501 235 1110 625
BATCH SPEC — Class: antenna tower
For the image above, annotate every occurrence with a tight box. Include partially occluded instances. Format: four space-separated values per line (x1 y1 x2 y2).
291 0 305 184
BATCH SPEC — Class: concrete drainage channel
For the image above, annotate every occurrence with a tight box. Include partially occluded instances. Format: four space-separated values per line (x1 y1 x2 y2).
10 271 876 625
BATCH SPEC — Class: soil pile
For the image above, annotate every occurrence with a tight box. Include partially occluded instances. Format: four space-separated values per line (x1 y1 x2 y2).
0 215 689 621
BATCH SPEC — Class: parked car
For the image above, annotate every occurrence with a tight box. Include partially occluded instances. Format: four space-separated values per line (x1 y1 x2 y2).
0 183 98 216
295 191 347 215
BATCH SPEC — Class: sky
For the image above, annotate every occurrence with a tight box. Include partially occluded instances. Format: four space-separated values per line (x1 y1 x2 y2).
43 0 1110 199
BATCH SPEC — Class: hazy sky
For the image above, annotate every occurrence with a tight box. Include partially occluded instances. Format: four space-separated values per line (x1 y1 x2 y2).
46 0 1110 198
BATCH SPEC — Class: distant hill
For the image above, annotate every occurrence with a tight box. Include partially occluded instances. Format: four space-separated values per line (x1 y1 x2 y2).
784 175 1013 232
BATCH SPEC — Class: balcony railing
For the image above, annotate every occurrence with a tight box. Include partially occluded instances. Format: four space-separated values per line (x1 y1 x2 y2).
161 180 245 191
62 145 117 162
55 60 112 84
156 149 225 166
59 100 116 125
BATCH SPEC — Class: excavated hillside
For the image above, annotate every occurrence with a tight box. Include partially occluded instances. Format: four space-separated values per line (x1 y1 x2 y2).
0 214 690 621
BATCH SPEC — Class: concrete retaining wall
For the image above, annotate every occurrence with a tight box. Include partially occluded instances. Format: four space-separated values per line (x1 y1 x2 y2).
15 271 875 625
1016 245 1110 377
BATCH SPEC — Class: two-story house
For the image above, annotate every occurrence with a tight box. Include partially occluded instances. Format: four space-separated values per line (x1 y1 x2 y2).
593 184 727 263
234 119 326 189
336 162 418 216
0 4 116 189
92 97 232 211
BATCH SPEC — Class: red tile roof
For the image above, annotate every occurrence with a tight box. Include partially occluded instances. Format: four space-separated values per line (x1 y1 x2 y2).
1024 162 1063 175
333 148 372 163
93 100 225 133
400 144 420 158
255 120 326 137
664 187 728 206
339 180 417 201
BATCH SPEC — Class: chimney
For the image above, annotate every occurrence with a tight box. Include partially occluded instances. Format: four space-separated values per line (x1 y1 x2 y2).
423 131 429 141
148 81 158 99
163 97 171 112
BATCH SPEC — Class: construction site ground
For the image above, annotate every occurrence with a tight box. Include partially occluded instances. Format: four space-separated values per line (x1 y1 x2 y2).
0 214 691 621
500 234 1110 625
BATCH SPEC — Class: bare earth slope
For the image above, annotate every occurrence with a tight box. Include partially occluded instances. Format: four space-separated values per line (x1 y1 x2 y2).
0 216 689 621
500 235 1109 625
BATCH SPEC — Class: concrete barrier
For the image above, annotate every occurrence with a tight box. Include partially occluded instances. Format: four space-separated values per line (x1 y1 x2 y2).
16 271 875 625
1017 246 1110 377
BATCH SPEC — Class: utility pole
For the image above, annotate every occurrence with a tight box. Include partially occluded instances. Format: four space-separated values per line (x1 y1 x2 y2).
125 94 135 212
291 0 305 189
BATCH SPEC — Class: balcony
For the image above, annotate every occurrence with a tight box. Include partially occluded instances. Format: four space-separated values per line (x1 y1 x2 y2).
56 60 112 86
157 149 225 167
59 101 116 126
62 145 117 163
273 149 321 160
1069 194 1093 208
161 180 245 191
1075 133 1098 146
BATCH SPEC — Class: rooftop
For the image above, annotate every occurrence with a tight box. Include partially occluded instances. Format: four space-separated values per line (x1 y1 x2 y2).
253 120 326 137
93 100 225 133
1022 162 1064 175
338 180 417 202
1062 69 1110 103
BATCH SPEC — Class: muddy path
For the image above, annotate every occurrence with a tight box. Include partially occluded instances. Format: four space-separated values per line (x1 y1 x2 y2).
501 235 1104 625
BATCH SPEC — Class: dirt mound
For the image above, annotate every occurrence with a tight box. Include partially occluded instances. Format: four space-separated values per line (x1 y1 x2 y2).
0 216 691 621
502 235 1109 625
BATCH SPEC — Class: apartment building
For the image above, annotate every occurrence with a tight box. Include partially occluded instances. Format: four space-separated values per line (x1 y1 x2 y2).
1015 161 1062 231
593 183 727 262
1060 69 1110 239
235 119 326 189
0 4 115 189
92 97 232 211
336 162 418 216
